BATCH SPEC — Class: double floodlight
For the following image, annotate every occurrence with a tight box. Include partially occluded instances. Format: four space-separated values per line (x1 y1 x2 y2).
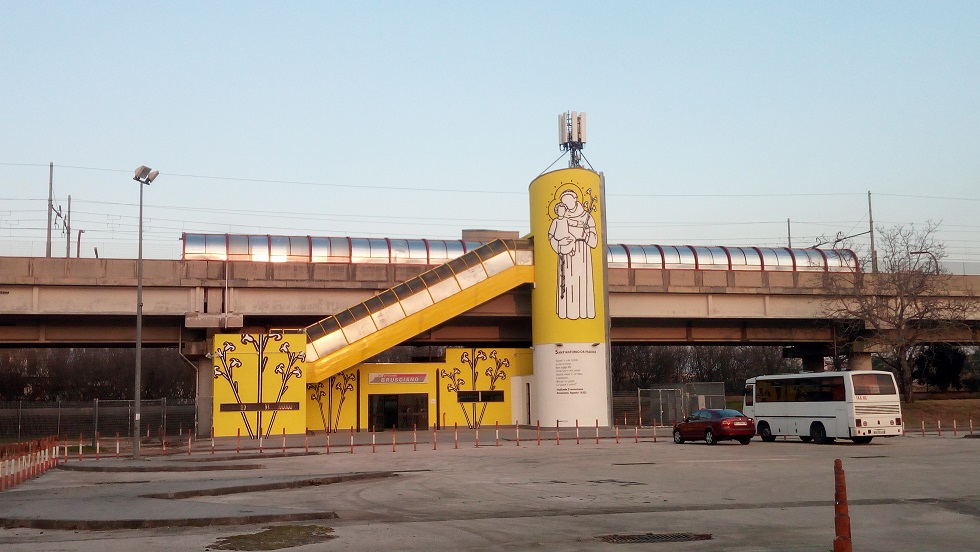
134 165 159 184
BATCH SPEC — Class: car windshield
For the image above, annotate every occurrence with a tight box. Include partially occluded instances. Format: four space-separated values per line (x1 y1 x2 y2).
715 409 746 418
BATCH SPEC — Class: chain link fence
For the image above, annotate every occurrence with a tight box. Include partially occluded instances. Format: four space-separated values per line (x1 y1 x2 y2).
0 399 196 443
637 383 726 427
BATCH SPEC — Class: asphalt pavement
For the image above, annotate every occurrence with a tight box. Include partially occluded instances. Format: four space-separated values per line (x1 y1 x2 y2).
0 428 977 551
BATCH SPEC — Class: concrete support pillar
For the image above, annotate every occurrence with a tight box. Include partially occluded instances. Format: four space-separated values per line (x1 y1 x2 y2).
801 355 824 372
196 354 214 436
848 351 873 371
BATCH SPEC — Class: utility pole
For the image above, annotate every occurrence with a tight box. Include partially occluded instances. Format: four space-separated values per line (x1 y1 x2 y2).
868 191 877 273
46 162 53 257
65 195 71 257
787 218 792 248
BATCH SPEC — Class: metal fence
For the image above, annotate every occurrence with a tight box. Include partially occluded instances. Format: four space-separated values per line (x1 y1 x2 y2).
637 383 726 427
0 399 196 443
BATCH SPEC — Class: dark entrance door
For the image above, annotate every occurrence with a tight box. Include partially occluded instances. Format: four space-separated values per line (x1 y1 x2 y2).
368 393 428 430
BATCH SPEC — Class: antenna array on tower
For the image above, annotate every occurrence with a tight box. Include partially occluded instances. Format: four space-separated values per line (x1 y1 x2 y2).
558 111 587 168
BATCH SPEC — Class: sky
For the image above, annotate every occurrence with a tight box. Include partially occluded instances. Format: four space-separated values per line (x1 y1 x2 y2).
1 2 979 269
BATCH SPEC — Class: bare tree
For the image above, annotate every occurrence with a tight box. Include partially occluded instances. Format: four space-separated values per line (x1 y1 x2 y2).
823 222 979 402
611 345 687 392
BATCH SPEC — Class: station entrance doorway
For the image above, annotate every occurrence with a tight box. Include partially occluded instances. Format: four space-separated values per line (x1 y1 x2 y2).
368 393 429 431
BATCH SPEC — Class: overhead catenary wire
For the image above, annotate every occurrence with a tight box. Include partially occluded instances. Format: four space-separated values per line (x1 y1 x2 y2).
2 162 979 261
5 161 977 200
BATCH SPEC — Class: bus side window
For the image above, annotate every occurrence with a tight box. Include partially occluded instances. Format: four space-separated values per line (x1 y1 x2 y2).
743 385 754 407
831 378 846 401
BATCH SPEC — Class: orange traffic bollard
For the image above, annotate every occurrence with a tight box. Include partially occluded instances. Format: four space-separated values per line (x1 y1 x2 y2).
833 459 853 552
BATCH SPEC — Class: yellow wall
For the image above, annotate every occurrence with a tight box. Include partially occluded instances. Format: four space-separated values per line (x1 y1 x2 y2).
306 347 532 431
211 333 307 438
528 168 607 343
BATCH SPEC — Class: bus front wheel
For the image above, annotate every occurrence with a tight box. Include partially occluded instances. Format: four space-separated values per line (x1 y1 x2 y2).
759 423 776 442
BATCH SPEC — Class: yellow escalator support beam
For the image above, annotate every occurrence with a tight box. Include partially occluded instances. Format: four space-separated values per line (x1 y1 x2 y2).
308 264 534 382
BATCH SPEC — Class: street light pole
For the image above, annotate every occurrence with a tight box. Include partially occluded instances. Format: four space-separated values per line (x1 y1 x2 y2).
911 250 939 274
133 165 159 459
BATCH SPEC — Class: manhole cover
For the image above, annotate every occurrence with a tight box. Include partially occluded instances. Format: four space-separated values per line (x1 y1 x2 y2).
599 533 712 544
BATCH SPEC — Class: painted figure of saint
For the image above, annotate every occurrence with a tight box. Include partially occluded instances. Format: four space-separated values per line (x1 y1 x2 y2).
548 188 597 319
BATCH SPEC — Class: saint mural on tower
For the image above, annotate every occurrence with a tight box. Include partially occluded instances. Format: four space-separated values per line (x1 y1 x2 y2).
547 186 598 320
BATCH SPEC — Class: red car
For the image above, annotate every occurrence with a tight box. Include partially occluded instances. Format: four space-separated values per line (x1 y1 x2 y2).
673 409 755 445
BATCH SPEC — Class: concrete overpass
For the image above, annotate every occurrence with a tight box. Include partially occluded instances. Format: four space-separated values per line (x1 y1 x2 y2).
5 248 979 434
3 254 978 355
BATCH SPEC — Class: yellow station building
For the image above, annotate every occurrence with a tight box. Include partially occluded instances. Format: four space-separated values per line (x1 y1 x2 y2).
211 121 612 437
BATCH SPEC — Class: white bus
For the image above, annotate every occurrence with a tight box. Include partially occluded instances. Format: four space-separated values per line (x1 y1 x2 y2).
742 370 903 444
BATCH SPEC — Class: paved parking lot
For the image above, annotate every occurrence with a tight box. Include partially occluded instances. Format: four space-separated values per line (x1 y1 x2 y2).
1 431 978 551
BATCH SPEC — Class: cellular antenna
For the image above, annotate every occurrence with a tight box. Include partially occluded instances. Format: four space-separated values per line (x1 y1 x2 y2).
558 111 587 168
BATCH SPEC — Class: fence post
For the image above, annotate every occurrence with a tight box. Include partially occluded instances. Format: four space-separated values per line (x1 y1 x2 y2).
162 398 168 437
635 388 641 431
92 399 99 449
57 399 62 437
17 401 22 441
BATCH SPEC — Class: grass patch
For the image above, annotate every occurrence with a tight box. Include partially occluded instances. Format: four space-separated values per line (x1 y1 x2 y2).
901 398 980 425
207 525 335 551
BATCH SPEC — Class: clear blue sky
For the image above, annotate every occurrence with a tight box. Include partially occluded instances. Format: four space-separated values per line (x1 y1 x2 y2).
2 2 978 267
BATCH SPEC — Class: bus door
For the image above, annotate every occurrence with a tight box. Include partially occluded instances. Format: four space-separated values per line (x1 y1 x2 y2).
742 383 755 417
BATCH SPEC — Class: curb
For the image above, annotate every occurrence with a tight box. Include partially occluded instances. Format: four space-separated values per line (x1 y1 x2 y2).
58 462 264 473
0 511 338 531
142 472 395 499
0 471 394 530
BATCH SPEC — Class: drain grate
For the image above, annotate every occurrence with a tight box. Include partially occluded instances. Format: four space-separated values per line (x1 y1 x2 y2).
599 533 712 544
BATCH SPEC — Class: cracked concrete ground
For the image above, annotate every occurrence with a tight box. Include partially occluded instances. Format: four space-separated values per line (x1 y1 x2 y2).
1 431 977 551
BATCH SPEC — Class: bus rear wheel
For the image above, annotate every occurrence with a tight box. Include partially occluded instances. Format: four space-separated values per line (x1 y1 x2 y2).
851 436 873 444
810 423 835 444
759 422 776 442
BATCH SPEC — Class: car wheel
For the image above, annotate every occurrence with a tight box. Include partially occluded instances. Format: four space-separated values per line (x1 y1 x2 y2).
799 436 813 443
811 423 829 444
851 436 873 444
673 429 684 444
759 423 776 442
737 437 751 445
704 428 716 445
